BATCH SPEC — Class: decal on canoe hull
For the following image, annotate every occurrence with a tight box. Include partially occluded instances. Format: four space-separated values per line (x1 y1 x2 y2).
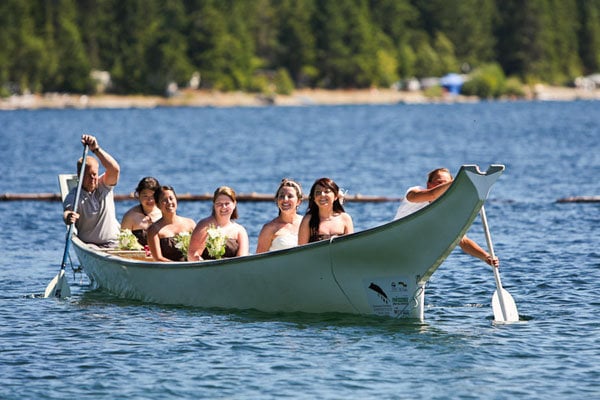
365 277 412 317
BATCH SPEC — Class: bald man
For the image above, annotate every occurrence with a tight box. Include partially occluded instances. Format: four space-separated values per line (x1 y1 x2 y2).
63 134 121 248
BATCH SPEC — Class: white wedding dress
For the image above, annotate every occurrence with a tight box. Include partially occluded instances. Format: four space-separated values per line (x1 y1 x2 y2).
269 233 298 251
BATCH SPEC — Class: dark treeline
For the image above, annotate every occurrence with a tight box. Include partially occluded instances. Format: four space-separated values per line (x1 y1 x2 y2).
1 0 599 96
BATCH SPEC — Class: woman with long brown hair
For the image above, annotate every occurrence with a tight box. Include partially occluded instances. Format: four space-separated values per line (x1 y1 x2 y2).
298 177 353 245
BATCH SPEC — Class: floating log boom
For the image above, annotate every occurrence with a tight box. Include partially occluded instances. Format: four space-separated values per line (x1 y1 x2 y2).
556 196 600 203
1 192 402 203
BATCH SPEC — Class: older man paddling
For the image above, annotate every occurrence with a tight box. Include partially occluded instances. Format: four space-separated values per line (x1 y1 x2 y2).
63 134 121 248
395 167 499 267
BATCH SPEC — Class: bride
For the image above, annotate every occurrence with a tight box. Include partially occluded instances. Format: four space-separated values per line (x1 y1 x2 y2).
255 179 303 253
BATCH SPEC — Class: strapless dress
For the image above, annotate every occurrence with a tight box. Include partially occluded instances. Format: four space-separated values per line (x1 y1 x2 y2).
269 233 298 251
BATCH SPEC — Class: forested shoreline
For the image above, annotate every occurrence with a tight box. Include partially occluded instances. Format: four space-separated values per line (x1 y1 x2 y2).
1 0 599 98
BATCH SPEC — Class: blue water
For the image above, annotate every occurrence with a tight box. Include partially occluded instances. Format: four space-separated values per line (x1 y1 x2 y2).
0 101 599 399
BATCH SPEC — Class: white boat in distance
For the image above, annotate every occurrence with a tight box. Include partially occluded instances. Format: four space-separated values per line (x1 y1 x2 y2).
69 164 504 320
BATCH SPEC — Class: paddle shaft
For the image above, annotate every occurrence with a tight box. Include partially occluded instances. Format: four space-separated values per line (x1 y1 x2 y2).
60 145 89 270
479 205 510 321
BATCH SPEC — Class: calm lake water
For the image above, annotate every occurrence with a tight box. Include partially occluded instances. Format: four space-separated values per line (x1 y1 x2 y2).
0 101 599 399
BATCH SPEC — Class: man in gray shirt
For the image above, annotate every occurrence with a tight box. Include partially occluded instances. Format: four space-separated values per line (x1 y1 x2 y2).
63 134 121 248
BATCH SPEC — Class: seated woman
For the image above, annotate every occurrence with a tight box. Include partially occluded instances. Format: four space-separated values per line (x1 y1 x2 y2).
120 176 162 246
188 186 249 260
256 179 303 253
147 186 196 262
298 177 354 244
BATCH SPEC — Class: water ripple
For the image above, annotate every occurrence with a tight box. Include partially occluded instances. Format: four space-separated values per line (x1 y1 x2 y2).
1 103 600 399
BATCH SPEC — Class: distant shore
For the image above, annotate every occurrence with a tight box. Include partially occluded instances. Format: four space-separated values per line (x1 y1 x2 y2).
2 85 599 110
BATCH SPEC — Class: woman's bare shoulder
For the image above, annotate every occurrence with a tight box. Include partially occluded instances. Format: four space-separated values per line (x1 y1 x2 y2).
147 219 163 235
121 205 142 220
182 216 197 230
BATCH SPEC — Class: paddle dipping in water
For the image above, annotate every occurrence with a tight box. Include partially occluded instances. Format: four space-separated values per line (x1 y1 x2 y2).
480 206 519 323
44 144 89 298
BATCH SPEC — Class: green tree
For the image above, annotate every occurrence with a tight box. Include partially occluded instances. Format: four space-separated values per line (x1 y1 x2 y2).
0 0 47 94
109 0 164 93
495 0 576 84
78 0 117 71
37 0 91 93
246 0 279 69
56 0 93 92
314 0 380 88
411 32 440 77
397 43 417 79
187 0 255 90
187 0 227 89
347 0 381 87
374 48 399 86
274 68 295 94
433 32 458 74
577 0 600 74
313 0 355 87
150 0 194 92
276 0 318 87
548 0 581 83
228 1 264 90
462 62 506 98
369 0 419 79
413 0 497 71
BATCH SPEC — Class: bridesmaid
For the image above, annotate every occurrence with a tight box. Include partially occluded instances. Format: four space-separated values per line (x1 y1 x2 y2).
188 186 249 260
298 177 353 245
147 186 196 262
120 176 162 246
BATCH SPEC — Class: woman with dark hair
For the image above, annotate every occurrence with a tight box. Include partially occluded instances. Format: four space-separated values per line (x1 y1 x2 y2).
188 186 249 260
298 177 353 245
120 176 162 246
147 186 196 262
256 179 303 253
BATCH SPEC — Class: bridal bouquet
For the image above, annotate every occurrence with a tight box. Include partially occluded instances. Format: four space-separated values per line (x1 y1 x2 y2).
174 231 191 259
117 229 143 250
205 224 228 259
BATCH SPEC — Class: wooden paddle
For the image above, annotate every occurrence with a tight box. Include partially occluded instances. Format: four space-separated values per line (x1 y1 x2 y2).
480 206 519 322
44 144 89 298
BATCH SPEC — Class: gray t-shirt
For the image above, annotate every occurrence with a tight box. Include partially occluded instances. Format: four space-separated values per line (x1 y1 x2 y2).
63 180 120 247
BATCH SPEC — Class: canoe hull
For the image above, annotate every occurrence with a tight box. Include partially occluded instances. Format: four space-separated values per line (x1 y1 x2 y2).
72 165 504 320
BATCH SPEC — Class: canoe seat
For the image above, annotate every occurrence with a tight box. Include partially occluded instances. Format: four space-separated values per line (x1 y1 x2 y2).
58 174 78 201
104 250 152 261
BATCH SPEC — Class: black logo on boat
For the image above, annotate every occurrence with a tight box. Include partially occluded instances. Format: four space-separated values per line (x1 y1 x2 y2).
368 283 389 304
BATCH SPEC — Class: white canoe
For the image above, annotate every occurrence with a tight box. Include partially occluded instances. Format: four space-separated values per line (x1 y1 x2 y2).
70 164 504 320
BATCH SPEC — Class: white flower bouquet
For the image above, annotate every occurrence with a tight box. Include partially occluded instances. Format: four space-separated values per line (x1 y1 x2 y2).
117 229 143 250
174 231 191 259
205 224 228 259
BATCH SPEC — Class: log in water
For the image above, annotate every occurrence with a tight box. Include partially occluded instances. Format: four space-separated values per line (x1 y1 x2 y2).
556 196 600 203
0 192 402 203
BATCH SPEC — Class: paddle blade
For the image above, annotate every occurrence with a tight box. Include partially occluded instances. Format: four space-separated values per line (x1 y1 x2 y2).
43 270 71 298
492 288 519 322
